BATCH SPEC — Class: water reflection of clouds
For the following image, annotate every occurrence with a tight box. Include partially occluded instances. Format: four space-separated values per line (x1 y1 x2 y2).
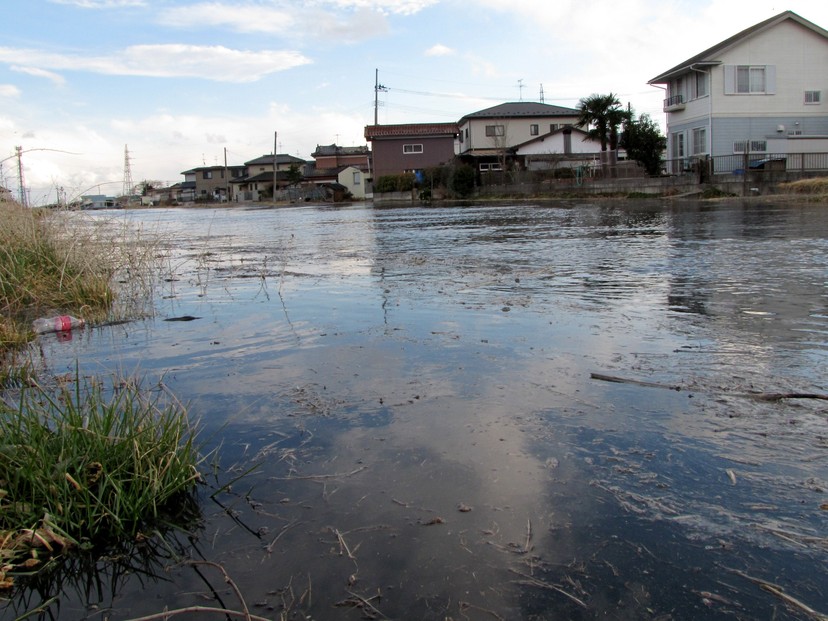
33 203 828 619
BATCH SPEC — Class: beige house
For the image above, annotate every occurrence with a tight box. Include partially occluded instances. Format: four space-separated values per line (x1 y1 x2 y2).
457 102 580 171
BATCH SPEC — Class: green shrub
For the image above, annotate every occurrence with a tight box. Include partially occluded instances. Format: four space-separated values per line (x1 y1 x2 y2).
451 164 476 198
374 175 398 193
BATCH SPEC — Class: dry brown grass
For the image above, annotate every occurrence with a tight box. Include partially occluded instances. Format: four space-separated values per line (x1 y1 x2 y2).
0 202 161 359
777 176 828 195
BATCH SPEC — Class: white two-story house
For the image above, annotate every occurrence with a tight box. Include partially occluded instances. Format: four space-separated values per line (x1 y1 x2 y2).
457 102 580 172
648 10 828 174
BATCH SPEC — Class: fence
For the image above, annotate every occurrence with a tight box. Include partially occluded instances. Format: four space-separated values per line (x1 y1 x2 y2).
664 152 828 177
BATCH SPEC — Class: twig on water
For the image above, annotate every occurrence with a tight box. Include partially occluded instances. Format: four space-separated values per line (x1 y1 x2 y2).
335 589 387 619
269 465 368 481
590 371 828 401
122 606 271 621
510 569 587 609
335 528 358 561
459 601 506 620
265 519 300 555
723 566 828 621
524 518 533 553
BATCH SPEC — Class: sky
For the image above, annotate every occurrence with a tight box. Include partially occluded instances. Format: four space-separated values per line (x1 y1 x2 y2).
2 0 828 205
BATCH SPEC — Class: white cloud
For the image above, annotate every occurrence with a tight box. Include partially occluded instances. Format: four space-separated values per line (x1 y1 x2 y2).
11 65 67 86
160 2 393 42
159 3 297 35
425 44 454 57
0 45 311 83
49 0 146 7
317 0 440 15
0 84 21 98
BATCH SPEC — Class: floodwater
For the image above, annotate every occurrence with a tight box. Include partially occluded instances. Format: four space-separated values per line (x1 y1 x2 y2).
5 200 828 620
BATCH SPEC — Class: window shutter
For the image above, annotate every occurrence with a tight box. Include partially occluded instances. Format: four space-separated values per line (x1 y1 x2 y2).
724 65 736 94
765 65 776 94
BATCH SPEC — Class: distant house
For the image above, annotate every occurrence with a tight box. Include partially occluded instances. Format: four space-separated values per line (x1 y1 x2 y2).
0 185 13 203
229 154 307 202
648 10 828 173
514 126 607 170
457 102 580 171
364 123 459 178
338 166 367 199
180 165 246 202
311 144 371 170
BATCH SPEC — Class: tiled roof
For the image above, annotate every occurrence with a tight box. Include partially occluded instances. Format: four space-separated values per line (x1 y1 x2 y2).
312 144 370 157
244 154 306 166
365 123 459 139
460 102 579 121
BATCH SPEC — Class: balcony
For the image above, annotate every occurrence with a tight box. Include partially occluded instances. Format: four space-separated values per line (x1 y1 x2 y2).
663 94 686 112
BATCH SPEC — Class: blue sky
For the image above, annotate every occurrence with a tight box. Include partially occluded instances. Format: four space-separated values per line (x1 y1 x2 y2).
2 0 828 205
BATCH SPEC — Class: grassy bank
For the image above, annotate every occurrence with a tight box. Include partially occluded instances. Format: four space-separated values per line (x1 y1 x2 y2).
0 201 114 357
0 202 206 598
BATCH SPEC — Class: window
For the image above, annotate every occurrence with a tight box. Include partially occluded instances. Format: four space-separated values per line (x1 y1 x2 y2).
805 90 821 104
485 125 505 137
725 65 775 94
671 77 683 100
738 66 765 93
403 144 423 154
690 72 707 99
530 124 539 136
203 171 213 179
353 171 361 185
733 140 767 153
479 163 503 172
671 132 685 159
550 124 559 132
692 127 707 155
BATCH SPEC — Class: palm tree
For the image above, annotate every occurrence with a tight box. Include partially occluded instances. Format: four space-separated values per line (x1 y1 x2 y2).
576 93 625 176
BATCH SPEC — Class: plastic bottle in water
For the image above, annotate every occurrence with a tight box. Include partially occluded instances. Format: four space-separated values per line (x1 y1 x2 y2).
32 315 86 334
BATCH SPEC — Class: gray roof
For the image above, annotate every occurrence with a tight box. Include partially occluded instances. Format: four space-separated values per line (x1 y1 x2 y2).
649 10 828 83
244 154 307 166
460 102 579 122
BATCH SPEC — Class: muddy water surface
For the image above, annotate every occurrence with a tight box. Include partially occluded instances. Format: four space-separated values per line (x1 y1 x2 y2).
11 200 828 620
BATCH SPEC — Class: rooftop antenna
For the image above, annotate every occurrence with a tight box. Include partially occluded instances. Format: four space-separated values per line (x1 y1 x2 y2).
539 84 545 103
517 79 525 101
374 68 388 125
122 145 133 197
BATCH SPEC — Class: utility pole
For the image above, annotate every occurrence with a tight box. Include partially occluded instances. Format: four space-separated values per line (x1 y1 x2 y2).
273 131 278 198
224 147 229 202
374 68 388 125
517 79 524 101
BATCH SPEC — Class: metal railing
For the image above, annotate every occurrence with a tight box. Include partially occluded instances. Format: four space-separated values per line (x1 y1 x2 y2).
664 152 828 177
663 95 685 109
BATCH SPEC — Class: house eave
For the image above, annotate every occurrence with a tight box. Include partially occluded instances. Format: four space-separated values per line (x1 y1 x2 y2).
649 61 721 84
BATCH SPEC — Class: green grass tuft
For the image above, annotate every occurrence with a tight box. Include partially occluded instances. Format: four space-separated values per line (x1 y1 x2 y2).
0 374 205 555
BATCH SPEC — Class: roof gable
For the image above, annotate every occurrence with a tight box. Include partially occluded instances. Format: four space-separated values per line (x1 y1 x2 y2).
649 10 828 83
513 126 593 151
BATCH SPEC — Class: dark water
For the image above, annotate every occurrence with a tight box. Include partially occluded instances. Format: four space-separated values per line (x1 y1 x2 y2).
6 200 828 620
